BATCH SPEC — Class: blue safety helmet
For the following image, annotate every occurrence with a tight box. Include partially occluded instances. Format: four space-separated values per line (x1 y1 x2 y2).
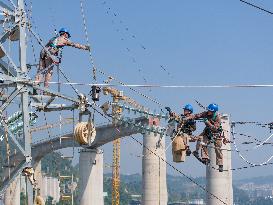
59 28 71 38
207 103 218 112
183 104 193 113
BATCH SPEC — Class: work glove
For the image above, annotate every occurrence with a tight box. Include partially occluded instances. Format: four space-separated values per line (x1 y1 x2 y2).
165 106 171 113
85 45 91 51
189 136 197 142
52 57 61 64
223 138 230 145
168 112 175 123
184 116 192 121
169 112 175 117
203 118 208 123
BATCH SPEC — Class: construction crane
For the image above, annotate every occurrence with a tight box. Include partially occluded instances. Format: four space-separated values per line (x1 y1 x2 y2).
102 87 144 205
59 174 75 205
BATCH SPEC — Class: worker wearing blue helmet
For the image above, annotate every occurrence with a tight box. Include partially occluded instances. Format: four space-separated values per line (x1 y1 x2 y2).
169 104 196 162
35 28 90 89
187 103 225 172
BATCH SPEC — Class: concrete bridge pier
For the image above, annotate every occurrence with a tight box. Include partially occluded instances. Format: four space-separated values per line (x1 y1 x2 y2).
142 131 168 205
34 161 43 196
79 148 104 205
4 175 20 205
206 114 233 205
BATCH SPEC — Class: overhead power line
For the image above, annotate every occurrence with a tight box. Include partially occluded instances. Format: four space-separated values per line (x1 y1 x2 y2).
208 159 273 172
26 81 273 89
232 126 273 167
239 0 273 15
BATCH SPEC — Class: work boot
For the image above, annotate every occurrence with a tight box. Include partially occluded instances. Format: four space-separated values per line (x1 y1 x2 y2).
43 91 51 96
218 165 224 172
193 151 199 158
202 158 210 165
32 88 38 95
186 148 191 156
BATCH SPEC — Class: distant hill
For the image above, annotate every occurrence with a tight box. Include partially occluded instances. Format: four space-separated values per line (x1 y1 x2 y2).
40 152 273 205
234 175 273 185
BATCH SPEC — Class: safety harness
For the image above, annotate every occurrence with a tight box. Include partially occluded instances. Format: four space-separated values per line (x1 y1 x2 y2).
40 36 64 67
180 119 196 136
171 115 196 136
48 36 64 49
205 112 223 143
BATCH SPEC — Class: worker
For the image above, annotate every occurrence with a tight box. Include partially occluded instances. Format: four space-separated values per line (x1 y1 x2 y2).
186 103 225 172
169 104 196 162
35 28 90 89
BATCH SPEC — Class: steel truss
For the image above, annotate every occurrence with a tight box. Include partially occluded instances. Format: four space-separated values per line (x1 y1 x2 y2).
0 1 86 204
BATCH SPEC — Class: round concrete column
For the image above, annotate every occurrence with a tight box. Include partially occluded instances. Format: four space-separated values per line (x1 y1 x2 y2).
4 176 20 205
142 132 168 205
79 149 104 205
206 114 233 205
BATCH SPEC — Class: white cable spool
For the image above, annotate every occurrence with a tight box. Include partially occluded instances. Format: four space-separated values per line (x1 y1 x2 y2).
74 121 96 145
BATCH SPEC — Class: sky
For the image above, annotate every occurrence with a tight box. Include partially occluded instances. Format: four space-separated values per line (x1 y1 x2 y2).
5 0 273 179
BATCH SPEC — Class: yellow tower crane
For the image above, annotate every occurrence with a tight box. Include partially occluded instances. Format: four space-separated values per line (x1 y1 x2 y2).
102 87 144 205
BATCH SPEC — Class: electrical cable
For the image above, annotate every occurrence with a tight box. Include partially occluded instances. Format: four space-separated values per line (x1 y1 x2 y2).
225 161 273 171
79 0 97 82
239 0 273 15
101 2 152 86
28 4 273 116
82 98 227 205
77 0 165 108
100 0 174 79
22 80 273 89
57 67 80 96
24 3 161 133
194 100 271 145
254 132 273 149
67 95 226 205
16 0 273 180
232 125 273 167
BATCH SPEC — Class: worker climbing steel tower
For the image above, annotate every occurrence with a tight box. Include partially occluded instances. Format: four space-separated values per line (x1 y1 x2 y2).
35 28 90 89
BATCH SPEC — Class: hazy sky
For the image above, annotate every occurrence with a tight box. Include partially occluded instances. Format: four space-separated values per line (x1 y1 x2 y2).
23 0 273 179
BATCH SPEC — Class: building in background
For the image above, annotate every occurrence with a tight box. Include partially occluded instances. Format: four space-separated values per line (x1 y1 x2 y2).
41 176 60 204
20 175 60 204
168 199 205 205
